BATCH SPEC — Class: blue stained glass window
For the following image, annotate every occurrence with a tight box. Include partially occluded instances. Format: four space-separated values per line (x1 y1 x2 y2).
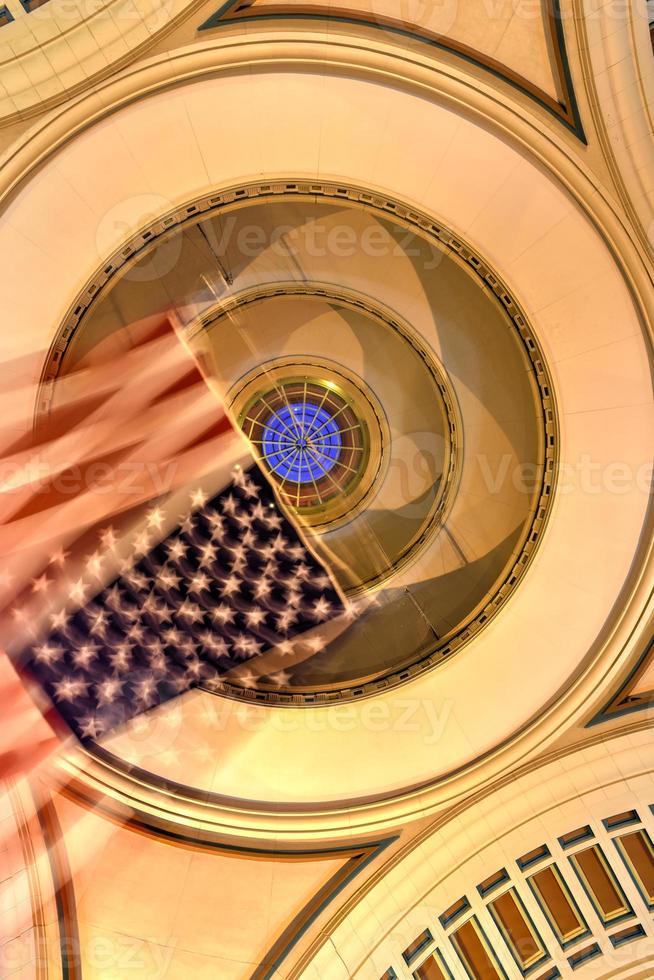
261 401 343 483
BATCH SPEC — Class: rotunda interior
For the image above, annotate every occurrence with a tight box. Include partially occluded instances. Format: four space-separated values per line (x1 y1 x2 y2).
0 1 652 979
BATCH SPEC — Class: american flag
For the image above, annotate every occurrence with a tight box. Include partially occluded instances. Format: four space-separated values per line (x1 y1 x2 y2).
1 311 344 754
19 464 344 741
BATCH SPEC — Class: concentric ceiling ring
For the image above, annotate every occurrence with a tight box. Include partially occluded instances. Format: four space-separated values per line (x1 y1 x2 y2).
7 40 651 827
40 182 556 707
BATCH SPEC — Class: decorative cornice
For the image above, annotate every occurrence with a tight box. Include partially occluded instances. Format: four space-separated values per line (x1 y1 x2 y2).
0 33 647 307
47 719 653 978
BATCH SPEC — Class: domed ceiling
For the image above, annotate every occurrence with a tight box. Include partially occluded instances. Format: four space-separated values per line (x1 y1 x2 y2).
0 3 653 979
44 188 553 703
0 0 649 828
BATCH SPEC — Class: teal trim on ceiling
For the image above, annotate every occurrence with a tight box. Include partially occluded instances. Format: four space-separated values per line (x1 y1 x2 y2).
198 0 586 141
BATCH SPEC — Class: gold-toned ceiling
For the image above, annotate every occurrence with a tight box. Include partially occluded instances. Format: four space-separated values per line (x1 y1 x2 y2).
0 2 653 979
199 0 584 136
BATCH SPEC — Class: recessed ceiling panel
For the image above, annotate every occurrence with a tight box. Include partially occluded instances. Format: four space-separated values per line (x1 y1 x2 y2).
200 0 584 136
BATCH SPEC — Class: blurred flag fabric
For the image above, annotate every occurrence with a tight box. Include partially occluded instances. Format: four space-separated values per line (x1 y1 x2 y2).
0 310 345 755
20 465 344 742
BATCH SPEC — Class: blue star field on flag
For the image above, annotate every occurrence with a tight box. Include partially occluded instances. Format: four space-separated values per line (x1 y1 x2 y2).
23 465 344 741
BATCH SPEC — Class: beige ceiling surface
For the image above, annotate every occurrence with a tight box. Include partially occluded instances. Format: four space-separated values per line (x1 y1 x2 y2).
211 0 561 100
0 0 577 134
1 62 651 812
0 0 196 121
0 1 652 978
53 789 350 979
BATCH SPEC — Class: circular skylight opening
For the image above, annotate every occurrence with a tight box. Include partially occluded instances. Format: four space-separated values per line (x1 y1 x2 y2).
240 376 371 516
261 401 343 483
